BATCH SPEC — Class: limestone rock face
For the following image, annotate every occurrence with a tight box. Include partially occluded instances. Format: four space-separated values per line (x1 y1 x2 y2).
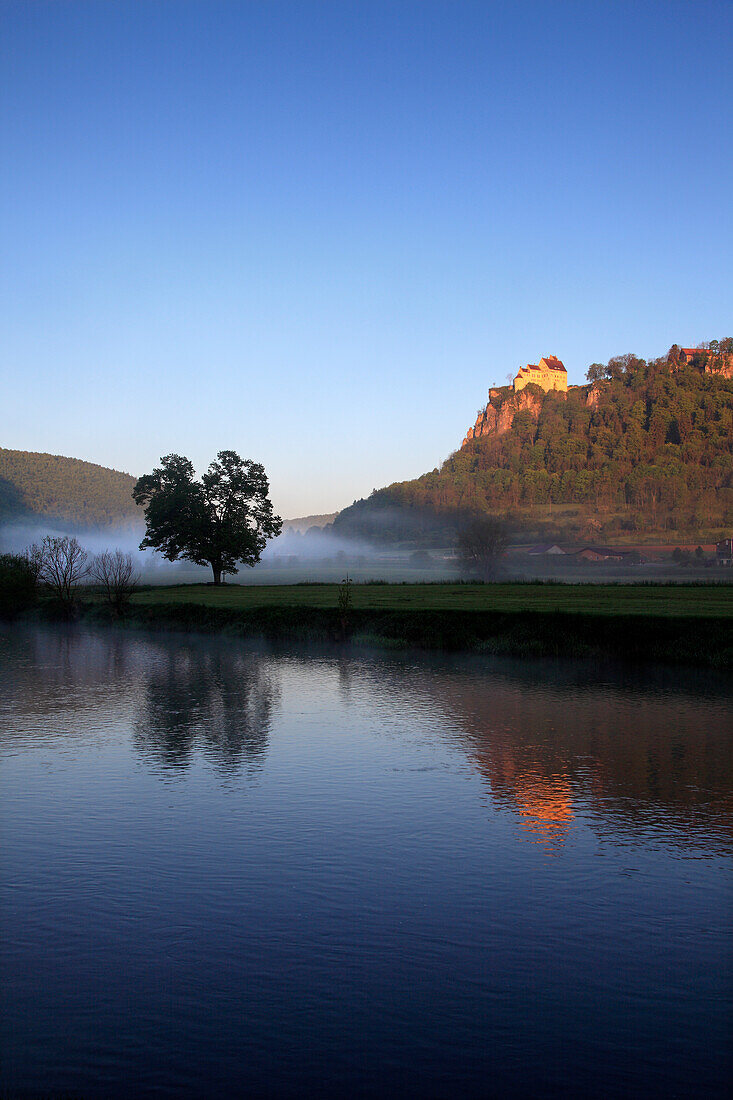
706 354 733 380
462 388 545 447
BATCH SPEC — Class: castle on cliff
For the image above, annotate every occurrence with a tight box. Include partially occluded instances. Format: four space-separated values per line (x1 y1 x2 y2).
513 355 567 393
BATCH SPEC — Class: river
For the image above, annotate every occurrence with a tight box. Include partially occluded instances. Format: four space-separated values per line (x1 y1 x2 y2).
1 625 731 1097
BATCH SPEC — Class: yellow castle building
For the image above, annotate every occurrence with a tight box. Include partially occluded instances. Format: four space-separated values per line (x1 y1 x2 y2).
513 355 567 393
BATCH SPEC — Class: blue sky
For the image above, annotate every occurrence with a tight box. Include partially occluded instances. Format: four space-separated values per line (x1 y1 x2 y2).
2 0 731 517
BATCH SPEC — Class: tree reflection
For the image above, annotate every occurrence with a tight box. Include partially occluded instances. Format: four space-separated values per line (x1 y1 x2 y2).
134 642 279 775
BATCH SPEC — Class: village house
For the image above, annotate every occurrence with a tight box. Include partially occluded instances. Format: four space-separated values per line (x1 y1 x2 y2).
716 537 733 566
513 356 568 394
574 546 636 563
527 544 566 556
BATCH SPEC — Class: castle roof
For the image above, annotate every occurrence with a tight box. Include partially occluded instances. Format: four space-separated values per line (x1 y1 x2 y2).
539 355 567 372
681 347 713 357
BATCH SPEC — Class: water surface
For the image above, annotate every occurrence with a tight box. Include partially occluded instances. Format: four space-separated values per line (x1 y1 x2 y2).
1 625 731 1098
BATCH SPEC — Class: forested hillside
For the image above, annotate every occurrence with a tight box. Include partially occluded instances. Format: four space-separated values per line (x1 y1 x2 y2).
334 342 733 545
0 449 142 529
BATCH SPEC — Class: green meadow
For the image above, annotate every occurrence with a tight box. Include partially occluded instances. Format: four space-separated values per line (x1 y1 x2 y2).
132 581 733 620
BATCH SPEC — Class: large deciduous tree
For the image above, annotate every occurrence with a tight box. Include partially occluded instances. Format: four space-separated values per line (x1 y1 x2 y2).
133 451 282 585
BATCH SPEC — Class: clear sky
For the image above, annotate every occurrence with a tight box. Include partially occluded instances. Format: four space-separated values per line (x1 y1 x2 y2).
2 0 731 517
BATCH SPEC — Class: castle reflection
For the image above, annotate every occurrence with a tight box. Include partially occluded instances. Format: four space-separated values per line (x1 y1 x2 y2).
437 663 733 854
511 773 573 853
366 657 733 855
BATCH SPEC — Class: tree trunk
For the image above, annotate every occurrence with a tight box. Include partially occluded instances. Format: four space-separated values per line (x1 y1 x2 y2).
212 565 222 585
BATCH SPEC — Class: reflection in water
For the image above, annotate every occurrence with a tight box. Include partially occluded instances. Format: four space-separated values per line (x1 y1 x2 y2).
133 644 278 774
1 626 732 1099
1 627 731 853
514 774 574 853
363 657 733 855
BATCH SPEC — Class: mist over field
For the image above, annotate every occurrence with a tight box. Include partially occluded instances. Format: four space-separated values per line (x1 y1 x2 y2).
0 521 205 582
3 516 721 587
0 517 457 584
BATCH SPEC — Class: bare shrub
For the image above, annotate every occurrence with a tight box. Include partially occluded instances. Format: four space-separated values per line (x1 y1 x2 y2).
90 549 140 615
31 535 89 604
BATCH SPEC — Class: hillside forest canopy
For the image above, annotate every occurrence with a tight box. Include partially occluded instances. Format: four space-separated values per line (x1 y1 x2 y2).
333 341 733 545
0 449 141 530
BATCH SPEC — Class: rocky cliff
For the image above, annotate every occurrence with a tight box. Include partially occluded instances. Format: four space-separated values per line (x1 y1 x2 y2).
462 384 594 447
332 338 733 546
705 353 733 380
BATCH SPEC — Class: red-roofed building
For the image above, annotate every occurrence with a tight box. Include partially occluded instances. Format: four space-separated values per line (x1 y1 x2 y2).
514 355 567 393
680 347 714 364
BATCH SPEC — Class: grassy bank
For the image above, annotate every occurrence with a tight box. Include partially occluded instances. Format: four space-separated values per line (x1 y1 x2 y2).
83 582 733 670
132 581 733 618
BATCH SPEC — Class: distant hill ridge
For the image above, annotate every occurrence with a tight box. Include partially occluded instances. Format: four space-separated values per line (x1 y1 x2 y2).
333 340 733 545
284 513 339 533
0 448 142 529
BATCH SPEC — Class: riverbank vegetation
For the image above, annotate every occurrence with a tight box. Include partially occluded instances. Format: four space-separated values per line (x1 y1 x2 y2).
3 573 731 668
7 581 724 671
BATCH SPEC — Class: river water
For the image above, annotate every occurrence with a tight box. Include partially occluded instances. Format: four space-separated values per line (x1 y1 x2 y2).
1 625 731 1098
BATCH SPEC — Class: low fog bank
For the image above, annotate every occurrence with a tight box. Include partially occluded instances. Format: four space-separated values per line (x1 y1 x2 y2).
0 521 210 584
252 525 461 583
2 519 725 587
0 519 463 585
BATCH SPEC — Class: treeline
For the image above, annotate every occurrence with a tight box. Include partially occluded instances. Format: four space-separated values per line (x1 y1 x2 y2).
0 536 139 619
333 341 733 544
0 448 142 529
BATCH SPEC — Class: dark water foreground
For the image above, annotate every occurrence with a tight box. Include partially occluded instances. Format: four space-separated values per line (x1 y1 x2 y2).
1 626 731 1099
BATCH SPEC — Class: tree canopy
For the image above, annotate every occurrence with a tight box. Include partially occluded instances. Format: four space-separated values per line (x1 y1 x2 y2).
457 515 509 579
0 449 140 529
132 451 282 584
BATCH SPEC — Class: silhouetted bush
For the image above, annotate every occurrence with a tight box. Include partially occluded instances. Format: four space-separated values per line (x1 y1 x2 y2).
0 552 38 618
90 549 140 616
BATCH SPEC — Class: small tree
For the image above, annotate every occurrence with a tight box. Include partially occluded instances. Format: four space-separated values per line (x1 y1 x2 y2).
457 515 508 580
31 535 89 605
133 451 282 585
91 549 140 615
337 573 352 640
586 363 607 383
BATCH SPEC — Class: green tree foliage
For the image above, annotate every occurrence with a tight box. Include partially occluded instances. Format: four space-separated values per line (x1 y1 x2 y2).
0 449 141 529
0 553 38 618
334 340 733 544
133 451 282 585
